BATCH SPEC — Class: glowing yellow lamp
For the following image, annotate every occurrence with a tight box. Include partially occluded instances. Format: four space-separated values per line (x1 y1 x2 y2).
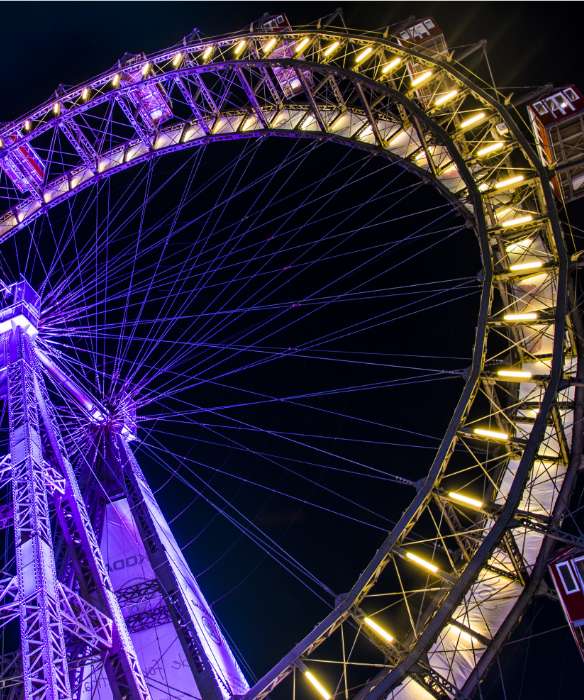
447 491 483 509
503 312 539 322
363 616 395 644
476 141 505 158
405 551 439 574
410 70 433 88
381 56 402 74
496 369 533 380
459 111 486 129
263 37 278 55
233 40 247 58
495 174 525 189
202 45 214 62
323 40 340 58
472 427 509 441
304 671 331 700
434 89 459 107
509 260 543 272
295 37 310 54
355 46 373 65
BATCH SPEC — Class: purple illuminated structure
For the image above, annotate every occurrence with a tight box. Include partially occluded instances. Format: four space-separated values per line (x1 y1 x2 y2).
0 130 45 193
118 54 173 129
0 280 248 700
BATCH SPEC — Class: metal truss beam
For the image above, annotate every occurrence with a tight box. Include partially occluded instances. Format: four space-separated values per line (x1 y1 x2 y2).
114 435 234 700
59 119 97 170
1 576 113 650
234 66 269 128
6 326 72 700
174 75 211 133
33 365 152 700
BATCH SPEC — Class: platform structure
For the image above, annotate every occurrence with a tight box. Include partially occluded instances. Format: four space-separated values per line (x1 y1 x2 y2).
0 280 248 700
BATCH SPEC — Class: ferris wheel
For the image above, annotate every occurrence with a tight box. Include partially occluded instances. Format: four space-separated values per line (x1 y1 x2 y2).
0 11 582 700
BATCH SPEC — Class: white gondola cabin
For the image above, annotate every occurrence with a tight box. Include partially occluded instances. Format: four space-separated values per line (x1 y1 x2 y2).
396 17 450 109
251 13 306 98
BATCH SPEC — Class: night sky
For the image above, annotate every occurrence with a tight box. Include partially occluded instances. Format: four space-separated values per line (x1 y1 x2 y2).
1 2 584 699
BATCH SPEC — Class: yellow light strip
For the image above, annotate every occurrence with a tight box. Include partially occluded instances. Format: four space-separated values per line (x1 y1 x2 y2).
295 37 310 54
434 89 459 107
304 671 331 700
141 62 151 77
355 46 373 65
497 369 533 380
381 56 402 74
476 142 505 158
459 111 486 129
447 491 483 509
81 87 91 101
24 120 32 132
263 37 278 55
501 214 534 228
495 174 525 189
112 73 121 88
202 45 214 62
233 40 247 58
472 427 509 441
405 551 439 574
52 102 61 116
363 616 394 644
503 311 539 322
323 40 340 58
410 70 433 87
172 52 183 68
509 260 544 272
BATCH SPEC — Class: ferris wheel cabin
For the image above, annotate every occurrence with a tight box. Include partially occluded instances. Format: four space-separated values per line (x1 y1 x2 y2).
250 13 306 97
528 85 584 202
397 17 451 108
549 548 584 660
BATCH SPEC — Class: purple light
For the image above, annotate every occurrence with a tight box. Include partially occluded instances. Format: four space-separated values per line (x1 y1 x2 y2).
0 131 45 193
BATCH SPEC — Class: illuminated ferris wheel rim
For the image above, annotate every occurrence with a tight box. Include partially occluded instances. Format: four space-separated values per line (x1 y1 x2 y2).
0 21 577 700
0 27 557 238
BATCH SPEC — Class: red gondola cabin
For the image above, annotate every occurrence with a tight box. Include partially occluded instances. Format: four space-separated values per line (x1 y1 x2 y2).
528 86 584 202
549 547 584 660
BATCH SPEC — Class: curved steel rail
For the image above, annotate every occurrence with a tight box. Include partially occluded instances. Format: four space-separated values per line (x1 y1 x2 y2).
0 23 578 700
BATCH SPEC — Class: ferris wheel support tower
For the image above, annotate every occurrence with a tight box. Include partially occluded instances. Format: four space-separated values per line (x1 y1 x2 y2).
0 280 248 700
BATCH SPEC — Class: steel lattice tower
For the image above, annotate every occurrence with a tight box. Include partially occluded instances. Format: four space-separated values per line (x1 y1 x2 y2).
0 280 248 700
